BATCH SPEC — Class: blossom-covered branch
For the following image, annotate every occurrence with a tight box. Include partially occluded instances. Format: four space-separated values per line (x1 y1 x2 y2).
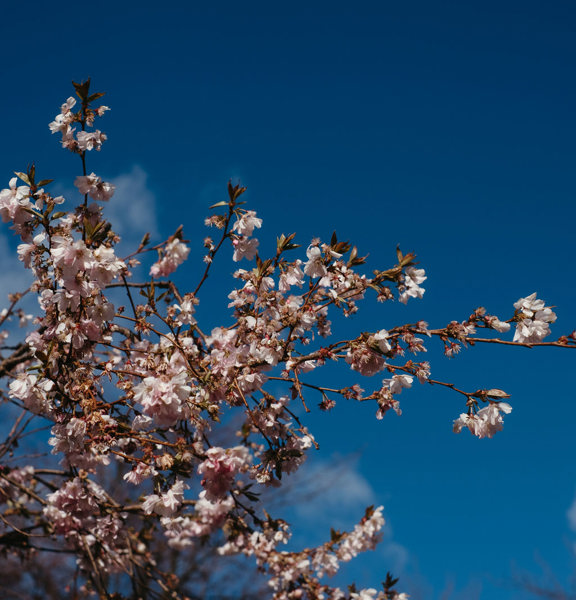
0 80 572 600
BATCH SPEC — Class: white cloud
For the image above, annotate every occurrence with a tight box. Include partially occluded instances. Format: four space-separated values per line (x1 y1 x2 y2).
105 166 158 244
567 494 576 532
381 537 410 575
290 456 376 524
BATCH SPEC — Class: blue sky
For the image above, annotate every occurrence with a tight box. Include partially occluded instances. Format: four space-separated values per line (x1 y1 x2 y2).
1 2 576 598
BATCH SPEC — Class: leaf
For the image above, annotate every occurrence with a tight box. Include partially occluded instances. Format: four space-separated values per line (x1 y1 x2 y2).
209 200 229 209
333 240 351 254
278 233 300 251
472 388 511 400
485 388 511 399
87 92 106 102
227 181 247 203
22 207 43 219
73 78 91 101
350 254 367 266
330 527 343 542
14 172 30 186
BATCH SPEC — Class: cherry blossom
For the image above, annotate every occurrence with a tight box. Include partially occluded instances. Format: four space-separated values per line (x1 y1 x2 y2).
304 244 328 278
398 266 426 304
233 209 263 236
150 237 190 277
75 172 115 201
453 402 513 439
232 235 259 261
513 292 557 343
142 480 188 517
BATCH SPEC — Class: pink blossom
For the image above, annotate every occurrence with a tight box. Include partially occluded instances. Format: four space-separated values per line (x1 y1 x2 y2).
141 480 188 517
398 267 426 304
76 130 107 151
150 238 190 277
384 374 413 395
198 446 251 500
43 477 103 535
279 260 304 292
50 236 91 270
336 506 385 562
453 402 513 438
162 491 234 548
303 245 327 278
372 329 391 353
232 236 259 261
513 293 557 343
346 343 386 376
48 97 76 134
74 172 115 201
90 246 126 286
123 462 158 485
173 296 197 326
0 177 32 224
133 370 192 427
485 315 511 333
17 232 45 268
233 210 262 236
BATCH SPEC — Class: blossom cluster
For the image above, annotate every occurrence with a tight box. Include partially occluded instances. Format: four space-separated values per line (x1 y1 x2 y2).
453 401 513 439
513 292 557 343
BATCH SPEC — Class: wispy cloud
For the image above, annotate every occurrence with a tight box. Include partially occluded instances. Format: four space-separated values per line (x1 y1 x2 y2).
106 166 158 244
567 494 576 532
289 456 376 525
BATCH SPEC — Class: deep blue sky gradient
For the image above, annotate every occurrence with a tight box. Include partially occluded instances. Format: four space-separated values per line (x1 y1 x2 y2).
1 2 575 598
